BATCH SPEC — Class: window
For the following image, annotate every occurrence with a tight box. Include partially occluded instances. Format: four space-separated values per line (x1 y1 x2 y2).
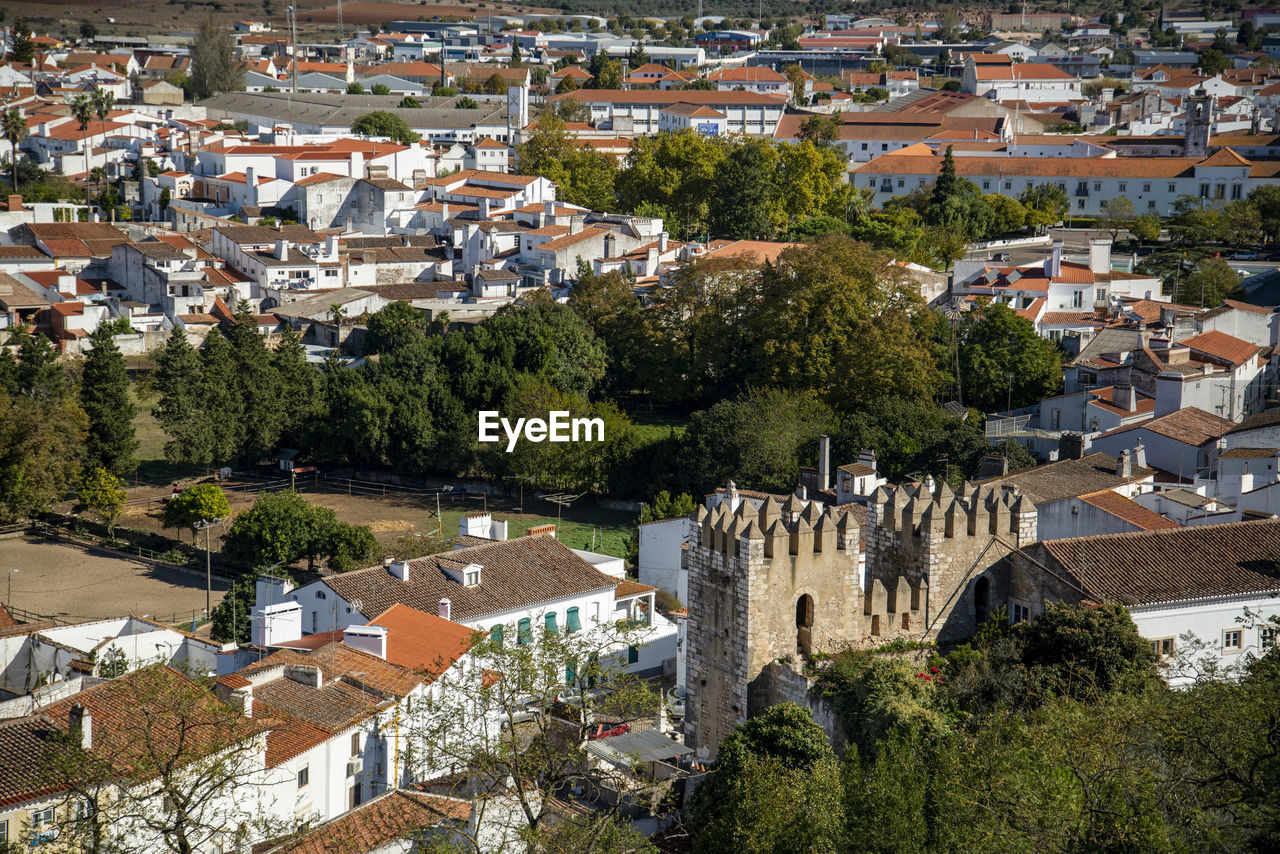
1143 183 1151 192
0 819 6 843
1150 637 1175 658
1094 182 1101 191
311 611 317 634
1004 181 1012 190
1261 625 1278 649
590 602 600 622
315 590 326 599
860 143 867 150
490 624 503 645
1096 287 1107 303
31 807 54 843
1168 183 1176 193
1200 184 1210 198
1118 183 1126 192
982 180 990 190
1232 184 1242 199
1077 199 1085 210
351 732 360 756
565 663 576 686
545 612 558 634
897 178 904 188
1223 629 1243 652
627 645 639 664
517 617 532 645
349 783 362 809
1148 201 1156 210
1071 290 1083 308
297 766 309 788
1050 409 1061 430
566 606 582 633
1009 603 1030 623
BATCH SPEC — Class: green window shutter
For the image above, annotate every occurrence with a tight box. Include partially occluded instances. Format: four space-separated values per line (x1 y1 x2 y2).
566 607 582 633
545 612 558 634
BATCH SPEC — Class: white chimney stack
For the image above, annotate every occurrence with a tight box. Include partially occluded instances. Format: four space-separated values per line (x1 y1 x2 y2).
1046 240 1063 278
439 597 451 621
1089 237 1111 275
818 435 830 491
388 560 409 582
274 238 287 260
69 705 92 749
342 625 388 660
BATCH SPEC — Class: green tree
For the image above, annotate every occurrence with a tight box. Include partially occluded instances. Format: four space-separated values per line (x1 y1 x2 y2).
199 330 244 464
983 193 1029 235
1019 183 1068 232
366 300 428 353
349 111 420 144
690 703 844 854
324 522 380 572
1016 602 1160 699
71 94 94 200
397 94 420 108
0 390 87 522
1199 48 1231 76
7 20 33 64
751 238 941 411
345 81 365 94
13 327 66 401
369 83 391 95
1248 184 1280 243
616 129 726 240
958 301 1062 412
797 113 840 143
1130 213 1161 245
221 490 334 570
682 388 835 494
516 110 617 212
209 573 256 643
272 325 318 449
1099 195 1136 243
2 107 26 191
79 324 136 476
710 139 780 239
1177 256 1245 308
930 144 961 209
567 267 652 396
153 328 210 467
456 96 479 109
227 305 283 464
189 15 244 99
74 466 126 538
162 482 231 543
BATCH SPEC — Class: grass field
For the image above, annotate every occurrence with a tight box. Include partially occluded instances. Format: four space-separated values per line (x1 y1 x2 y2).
127 383 637 559
629 410 689 444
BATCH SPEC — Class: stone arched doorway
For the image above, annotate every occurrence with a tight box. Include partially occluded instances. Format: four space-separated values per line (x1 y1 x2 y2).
974 576 991 627
796 594 814 659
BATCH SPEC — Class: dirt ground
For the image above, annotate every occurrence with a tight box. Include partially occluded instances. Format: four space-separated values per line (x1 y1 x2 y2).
0 537 227 626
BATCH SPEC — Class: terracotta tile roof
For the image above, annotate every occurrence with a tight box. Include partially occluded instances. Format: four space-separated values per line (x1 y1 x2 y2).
41 665 264 784
1097 407 1234 447
0 716 73 808
1088 386 1156 417
1179 329 1261 367
1227 407 1280 435
980 452 1153 504
1078 489 1180 531
257 790 470 854
264 717 332 766
323 535 619 623
535 226 609 252
253 677 383 732
1043 519 1280 605
237 642 425 698
1222 298 1272 315
703 239 803 264
614 579 656 600
1220 447 1280 458
367 604 478 676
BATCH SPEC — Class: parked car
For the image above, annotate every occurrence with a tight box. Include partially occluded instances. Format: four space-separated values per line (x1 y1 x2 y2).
992 252 1013 262
1230 252 1259 260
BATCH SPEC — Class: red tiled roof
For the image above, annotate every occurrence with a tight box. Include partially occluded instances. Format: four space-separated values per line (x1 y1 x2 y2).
257 790 469 854
367 603 477 677
1096 406 1235 447
1179 329 1262 367
1078 489 1180 531
1043 519 1280 605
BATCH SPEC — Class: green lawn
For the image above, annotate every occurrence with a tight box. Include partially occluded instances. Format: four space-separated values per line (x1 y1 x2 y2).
629 410 689 444
433 497 635 558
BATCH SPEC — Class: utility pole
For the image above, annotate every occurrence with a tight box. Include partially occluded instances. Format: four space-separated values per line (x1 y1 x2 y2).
288 5 299 95
195 517 221 618
337 0 344 44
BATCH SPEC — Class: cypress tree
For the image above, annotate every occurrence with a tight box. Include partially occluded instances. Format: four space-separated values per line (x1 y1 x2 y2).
201 330 244 464
228 302 283 464
931 145 959 209
154 327 209 467
80 325 136 476
274 324 318 448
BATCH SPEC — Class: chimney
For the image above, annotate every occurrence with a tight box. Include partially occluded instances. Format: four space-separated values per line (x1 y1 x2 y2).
859 449 877 471
569 214 584 234
326 233 338 257
544 199 555 217
1134 443 1147 470
58 274 77 295
351 149 364 179
7 194 21 212
440 201 449 221
1059 432 1084 460
388 560 409 582
274 238 287 260
1045 240 1063 278
1117 449 1133 478
342 625 388 660
1089 237 1111 275
69 705 92 750
818 435 830 491
439 597 451 621
658 231 668 252
602 232 615 258
245 166 256 206
1113 382 1136 412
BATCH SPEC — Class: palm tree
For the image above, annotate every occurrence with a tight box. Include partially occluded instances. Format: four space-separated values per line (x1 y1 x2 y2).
70 94 94 207
2 108 26 193
91 89 114 215
329 303 348 326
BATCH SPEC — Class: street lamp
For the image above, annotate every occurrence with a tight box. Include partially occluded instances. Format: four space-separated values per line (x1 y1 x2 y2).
194 518 222 618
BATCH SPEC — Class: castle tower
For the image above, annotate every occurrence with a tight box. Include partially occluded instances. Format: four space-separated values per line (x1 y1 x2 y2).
684 489 861 761
1184 88 1212 158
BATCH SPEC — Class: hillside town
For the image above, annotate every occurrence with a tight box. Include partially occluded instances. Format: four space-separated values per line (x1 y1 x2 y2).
1 2 1280 852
